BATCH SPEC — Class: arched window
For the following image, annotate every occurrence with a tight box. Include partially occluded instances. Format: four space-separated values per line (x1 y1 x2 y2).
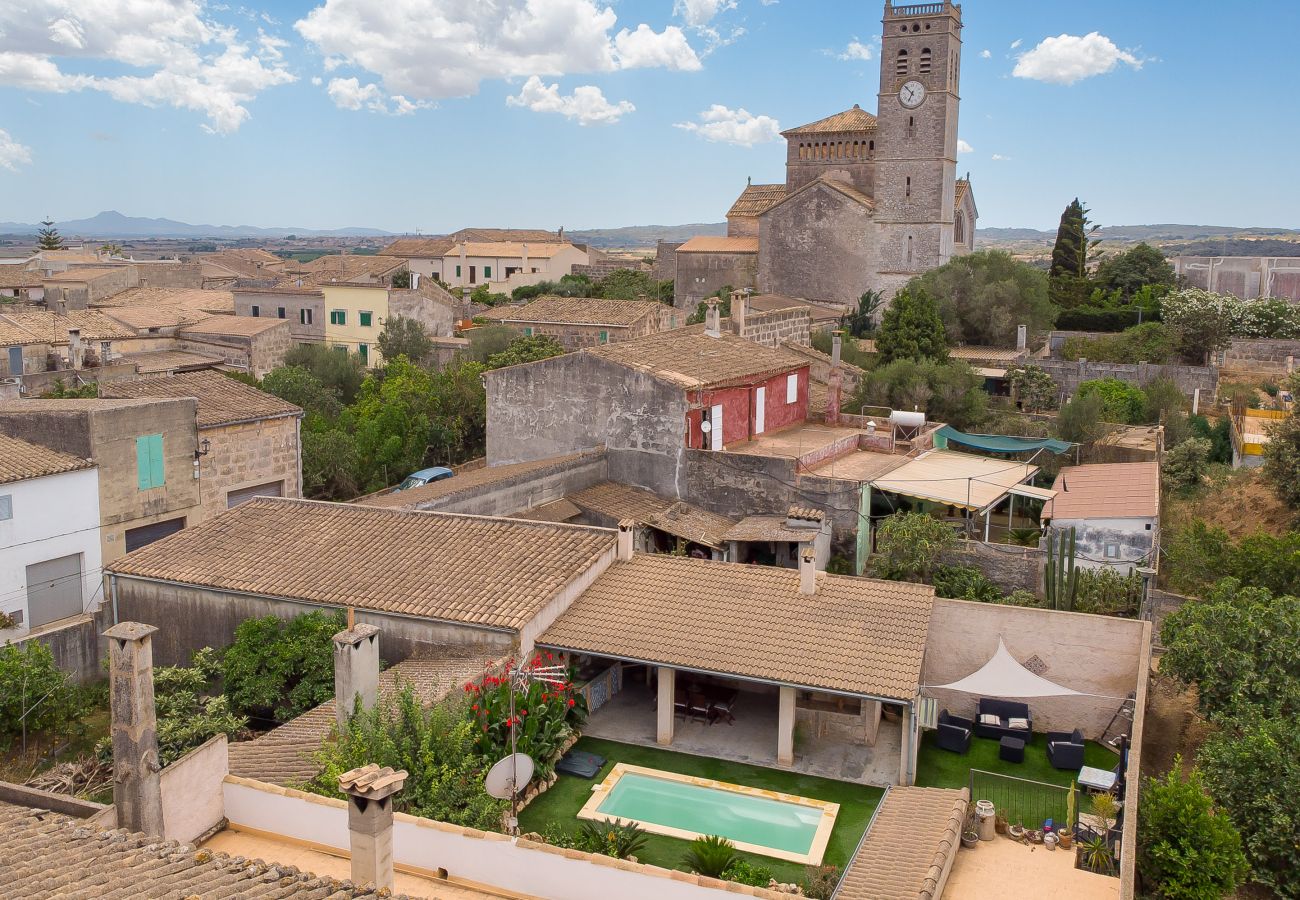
895 49 909 77
852 141 859 158
955 212 967 246
868 140 875 157
920 48 932 75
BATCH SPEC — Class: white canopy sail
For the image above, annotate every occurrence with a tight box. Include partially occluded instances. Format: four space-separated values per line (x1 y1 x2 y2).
930 638 1082 698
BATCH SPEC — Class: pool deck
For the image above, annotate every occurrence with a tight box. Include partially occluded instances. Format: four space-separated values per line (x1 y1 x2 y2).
584 684 902 787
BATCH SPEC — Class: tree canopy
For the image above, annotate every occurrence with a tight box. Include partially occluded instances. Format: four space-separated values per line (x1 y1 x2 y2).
1262 411 1300 509
1048 199 1100 309
851 357 986 431
874 287 948 364
36 218 64 251
908 250 1056 347
377 315 435 365
1094 242 1176 297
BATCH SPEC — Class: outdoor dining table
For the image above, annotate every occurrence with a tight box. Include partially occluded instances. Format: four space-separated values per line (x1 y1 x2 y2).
1078 765 1118 793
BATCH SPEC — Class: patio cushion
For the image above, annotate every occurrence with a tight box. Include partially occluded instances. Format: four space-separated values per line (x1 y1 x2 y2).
555 749 606 778
978 713 1000 725
1007 717 1030 730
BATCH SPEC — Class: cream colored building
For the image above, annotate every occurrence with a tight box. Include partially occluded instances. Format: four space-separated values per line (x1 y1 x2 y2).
318 282 462 366
380 233 589 293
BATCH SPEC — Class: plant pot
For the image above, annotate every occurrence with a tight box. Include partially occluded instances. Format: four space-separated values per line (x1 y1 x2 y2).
961 831 980 849
1008 824 1025 840
1043 833 1059 851
1029 830 1044 844
994 816 1008 835
1058 832 1073 850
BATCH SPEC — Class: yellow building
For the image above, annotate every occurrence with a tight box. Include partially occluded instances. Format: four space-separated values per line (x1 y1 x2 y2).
318 283 462 367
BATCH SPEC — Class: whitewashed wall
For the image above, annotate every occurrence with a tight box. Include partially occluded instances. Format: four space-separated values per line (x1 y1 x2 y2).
161 734 228 843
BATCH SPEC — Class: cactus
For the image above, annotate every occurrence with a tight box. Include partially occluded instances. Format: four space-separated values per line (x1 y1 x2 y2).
1045 526 1079 611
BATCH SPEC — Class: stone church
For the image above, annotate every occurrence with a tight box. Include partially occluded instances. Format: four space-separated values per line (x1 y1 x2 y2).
672 0 978 310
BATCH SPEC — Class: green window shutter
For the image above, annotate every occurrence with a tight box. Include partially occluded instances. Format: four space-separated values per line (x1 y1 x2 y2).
484 266 492 278
148 434 165 487
599 330 608 343
455 265 461 277
358 343 369 363
360 311 372 327
523 327 532 337
135 436 152 490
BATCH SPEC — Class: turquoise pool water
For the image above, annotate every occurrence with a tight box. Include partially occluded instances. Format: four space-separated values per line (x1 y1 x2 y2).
595 772 823 855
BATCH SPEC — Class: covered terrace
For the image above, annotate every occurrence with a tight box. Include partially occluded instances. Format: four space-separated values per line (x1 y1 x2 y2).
537 551 936 786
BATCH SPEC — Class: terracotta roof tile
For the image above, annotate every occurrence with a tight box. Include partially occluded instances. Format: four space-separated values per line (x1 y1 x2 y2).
450 228 562 243
360 450 604 510
722 515 823 543
116 349 225 374
586 328 805 388
288 255 406 280
100 305 209 330
0 432 92 485
106 497 616 631
0 310 134 343
0 318 42 346
1046 461 1160 520
0 801 419 898
0 268 44 288
43 266 123 281
484 296 661 327
567 481 735 549
837 787 969 900
101 370 300 428
782 104 878 135
675 236 759 254
539 555 934 699
727 184 788 218
381 237 457 258
747 293 844 322
91 287 235 314
179 314 289 336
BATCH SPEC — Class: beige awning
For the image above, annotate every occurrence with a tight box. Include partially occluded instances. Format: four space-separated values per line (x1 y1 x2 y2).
1008 484 1056 502
870 450 1039 513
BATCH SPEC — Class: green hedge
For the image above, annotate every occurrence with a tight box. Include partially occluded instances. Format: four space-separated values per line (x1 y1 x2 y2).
1056 306 1160 332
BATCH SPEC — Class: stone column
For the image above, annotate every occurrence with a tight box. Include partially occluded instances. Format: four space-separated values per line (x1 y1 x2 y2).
334 622 380 733
339 764 408 891
104 621 165 837
777 685 796 766
656 666 676 746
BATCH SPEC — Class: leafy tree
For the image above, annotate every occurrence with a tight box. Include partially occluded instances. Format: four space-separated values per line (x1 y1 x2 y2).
424 359 489 463
348 356 440 492
1137 761 1248 900
1077 378 1146 424
874 288 948 364
377 315 434 366
260 366 343 420
1007 364 1058 412
1262 413 1300 509
1162 438 1212 491
41 379 98 399
0 642 84 752
485 335 565 370
1160 578 1300 721
593 268 673 303
1072 568 1142 617
36 218 64 250
872 512 957 582
1055 391 1106 444
841 290 886 337
1142 376 1187 424
301 427 360 499
1060 322 1177 365
147 648 247 766
1160 289 1237 364
909 250 1056 346
389 269 411 288
1094 242 1176 298
1199 713 1300 897
283 344 367 404
221 611 345 724
1189 414 1232 464
852 358 986 430
1048 199 1100 308
511 273 593 302
466 324 519 364
469 284 510 306
99 242 124 257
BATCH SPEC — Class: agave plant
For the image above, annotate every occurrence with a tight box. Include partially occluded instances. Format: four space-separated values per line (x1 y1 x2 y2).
1076 834 1115 875
682 834 739 878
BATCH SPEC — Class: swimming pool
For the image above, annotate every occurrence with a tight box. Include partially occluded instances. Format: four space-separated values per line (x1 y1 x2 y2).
576 763 839 864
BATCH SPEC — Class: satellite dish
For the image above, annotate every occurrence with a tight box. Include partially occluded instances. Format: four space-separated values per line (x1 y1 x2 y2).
485 753 535 800
700 420 713 433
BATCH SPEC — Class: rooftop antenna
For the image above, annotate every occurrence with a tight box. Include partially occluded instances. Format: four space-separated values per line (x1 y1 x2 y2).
485 660 568 833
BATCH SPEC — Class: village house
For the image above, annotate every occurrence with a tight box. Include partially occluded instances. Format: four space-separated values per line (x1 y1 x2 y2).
0 266 45 302
381 228 567 283
1044 461 1160 574
672 236 759 308
482 296 678 349
283 253 408 285
0 432 101 633
174 315 292 377
42 266 139 310
231 285 325 345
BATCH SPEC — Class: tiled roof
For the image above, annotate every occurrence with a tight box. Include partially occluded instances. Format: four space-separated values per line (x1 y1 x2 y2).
117 349 225 374
100 305 209 330
232 285 325 297
180 314 288 337
567 481 735 549
1046 461 1160 520
91 286 235 314
0 801 416 899
0 318 42 345
727 184 788 218
722 515 823 544
587 327 805 389
782 104 878 135
539 554 934 699
484 296 661 327
290 254 406 280
0 310 135 343
837 787 968 900
229 655 487 786
360 450 604 510
99 370 301 428
26 250 102 264
450 228 562 243
0 432 92 485
0 397 161 413
955 178 970 207
0 268 44 288
381 237 457 258
43 266 123 281
454 242 575 259
675 236 759 254
948 345 1027 363
746 293 844 322
106 497 616 631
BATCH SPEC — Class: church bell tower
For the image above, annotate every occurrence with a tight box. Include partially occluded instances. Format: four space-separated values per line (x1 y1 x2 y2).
873 1 962 295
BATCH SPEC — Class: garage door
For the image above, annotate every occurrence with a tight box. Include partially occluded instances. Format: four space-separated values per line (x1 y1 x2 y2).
124 517 186 553
226 480 284 509
26 554 83 629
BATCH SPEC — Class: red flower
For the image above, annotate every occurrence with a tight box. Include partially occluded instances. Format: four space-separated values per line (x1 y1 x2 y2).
483 725 489 732
568 698 576 707
519 709 527 716
463 682 472 692
471 704 479 711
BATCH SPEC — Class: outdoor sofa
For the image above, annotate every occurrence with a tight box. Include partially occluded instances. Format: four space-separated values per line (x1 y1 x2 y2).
1046 728 1086 770
936 709 973 754
974 698 1033 741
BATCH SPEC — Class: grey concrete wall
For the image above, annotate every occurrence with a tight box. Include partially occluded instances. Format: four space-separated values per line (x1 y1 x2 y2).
1049 519 1156 573
674 251 758 309
938 541 1045 595
1173 256 1300 302
111 576 514 669
923 598 1147 738
13 604 110 684
1035 358 1218 403
652 241 682 282
233 291 325 343
384 452 609 517
160 734 228 843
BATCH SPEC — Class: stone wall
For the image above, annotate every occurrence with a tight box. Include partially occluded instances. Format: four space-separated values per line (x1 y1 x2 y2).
382 451 608 518
572 261 650 279
389 285 460 338
734 305 811 348
12 605 110 684
45 267 140 309
178 320 292 377
134 262 203 290
938 540 1045 595
232 290 325 344
1223 337 1300 375
17 361 138 395
758 182 876 306
674 251 758 309
194 415 301 523
1035 358 1218 403
505 315 659 351
652 241 682 282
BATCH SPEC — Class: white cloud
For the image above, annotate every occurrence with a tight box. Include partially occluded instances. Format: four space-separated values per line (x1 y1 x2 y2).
1009 39 1023 50
674 104 781 147
506 75 633 126
327 76 427 115
0 1 294 133
991 153 1011 161
295 0 701 112
980 49 991 59
0 129 32 170
674 0 736 27
1013 32 1142 85
838 40 873 61
957 139 974 154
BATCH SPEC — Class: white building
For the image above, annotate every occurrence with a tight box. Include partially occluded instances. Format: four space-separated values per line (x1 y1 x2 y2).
0 433 102 633
1044 461 1160 575
381 229 588 294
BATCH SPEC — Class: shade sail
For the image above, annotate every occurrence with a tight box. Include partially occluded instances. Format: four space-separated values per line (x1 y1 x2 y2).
935 425 1072 456
928 638 1082 698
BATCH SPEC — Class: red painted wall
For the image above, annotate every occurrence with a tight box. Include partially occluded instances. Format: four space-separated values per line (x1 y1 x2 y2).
685 365 810 448
760 368 809 434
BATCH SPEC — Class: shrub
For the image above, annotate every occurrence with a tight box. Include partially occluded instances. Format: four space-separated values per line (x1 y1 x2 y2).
221 611 345 724
576 819 648 860
932 565 1002 603
1138 761 1248 900
0 642 84 752
1056 391 1106 444
1007 365 1058 412
1076 378 1146 424
1056 306 1155 332
1262 413 1300 509
907 249 1056 347
1072 568 1142 617
683 835 739 878
872 513 957 582
722 859 776 888
875 287 948 363
801 864 842 899
852 358 987 431
1060 322 1176 365
997 589 1043 607
144 648 248 767
1162 438 1212 491
464 655 585 780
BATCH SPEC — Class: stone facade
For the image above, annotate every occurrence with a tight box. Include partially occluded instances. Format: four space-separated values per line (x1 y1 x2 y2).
177 319 292 377
44 267 140 310
1223 338 1300 375
388 283 462 338
232 288 325 345
194 416 301 523
652 241 682 281
938 540 1045 595
732 300 812 348
505 316 664 350
674 248 759 309
758 182 877 305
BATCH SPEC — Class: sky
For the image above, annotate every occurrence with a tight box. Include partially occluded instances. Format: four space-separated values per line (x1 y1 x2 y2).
1 0 1297 233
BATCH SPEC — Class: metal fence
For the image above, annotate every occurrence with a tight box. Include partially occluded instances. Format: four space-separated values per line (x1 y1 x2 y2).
967 769 1074 833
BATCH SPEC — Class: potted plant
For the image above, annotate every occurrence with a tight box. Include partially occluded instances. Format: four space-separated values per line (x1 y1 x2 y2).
1008 822 1025 840
994 812 1008 835
1076 834 1115 875
1058 784 1076 850
961 828 980 849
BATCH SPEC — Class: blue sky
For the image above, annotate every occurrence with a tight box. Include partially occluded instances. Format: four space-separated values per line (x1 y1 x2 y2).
1 0 1296 233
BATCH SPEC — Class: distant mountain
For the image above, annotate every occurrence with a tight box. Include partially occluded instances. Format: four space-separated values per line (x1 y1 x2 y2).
978 223 1300 245
0 210 392 239
568 222 726 248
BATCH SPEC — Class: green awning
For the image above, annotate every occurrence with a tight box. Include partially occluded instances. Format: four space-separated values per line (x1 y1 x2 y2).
934 425 1072 456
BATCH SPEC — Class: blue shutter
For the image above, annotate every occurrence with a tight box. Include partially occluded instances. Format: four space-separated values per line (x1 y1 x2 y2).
135 436 152 490
149 434 165 487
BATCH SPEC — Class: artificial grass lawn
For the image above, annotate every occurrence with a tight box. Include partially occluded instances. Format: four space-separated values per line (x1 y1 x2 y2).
517 736 884 886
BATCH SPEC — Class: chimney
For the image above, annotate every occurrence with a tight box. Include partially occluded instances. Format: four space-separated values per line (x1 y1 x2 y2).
558 226 564 241
616 519 635 561
731 290 747 335
103 622 165 837
704 299 721 338
1016 324 1027 352
826 366 843 426
458 241 467 286
67 328 84 370
334 621 380 733
831 329 843 368
798 547 817 596
339 764 408 891
521 242 529 274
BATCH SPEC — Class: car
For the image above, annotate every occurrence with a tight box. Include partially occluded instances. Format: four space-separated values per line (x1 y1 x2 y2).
396 466 455 491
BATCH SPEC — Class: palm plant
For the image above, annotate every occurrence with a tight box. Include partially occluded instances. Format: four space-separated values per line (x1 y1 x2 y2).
577 818 647 860
1077 834 1115 874
683 834 739 878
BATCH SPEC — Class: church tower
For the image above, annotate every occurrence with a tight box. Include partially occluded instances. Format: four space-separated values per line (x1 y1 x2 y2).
873 1 963 296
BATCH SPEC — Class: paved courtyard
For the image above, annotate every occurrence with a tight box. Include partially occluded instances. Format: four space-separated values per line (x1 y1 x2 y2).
583 683 902 786
945 834 1119 899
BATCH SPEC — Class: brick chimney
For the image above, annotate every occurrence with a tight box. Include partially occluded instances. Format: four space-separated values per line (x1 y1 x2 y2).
338 764 408 891
731 289 748 336
333 621 380 732
521 242 529 274
798 546 817 596
704 299 721 338
616 519 635 561
67 328 84 370
103 622 165 837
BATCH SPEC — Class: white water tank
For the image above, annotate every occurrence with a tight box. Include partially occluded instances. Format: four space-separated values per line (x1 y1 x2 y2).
888 409 927 429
